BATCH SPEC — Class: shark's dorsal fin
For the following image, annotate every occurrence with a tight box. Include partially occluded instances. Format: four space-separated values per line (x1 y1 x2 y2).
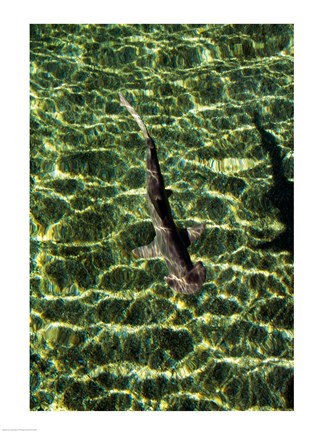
179 223 206 247
132 238 161 259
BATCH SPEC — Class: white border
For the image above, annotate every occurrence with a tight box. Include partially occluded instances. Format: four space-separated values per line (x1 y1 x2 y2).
1 0 323 431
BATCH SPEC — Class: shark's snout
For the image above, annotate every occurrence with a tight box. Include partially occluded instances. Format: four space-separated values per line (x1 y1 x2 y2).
165 261 206 294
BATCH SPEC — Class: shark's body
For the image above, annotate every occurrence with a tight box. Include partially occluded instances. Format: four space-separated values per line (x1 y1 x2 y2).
119 93 206 294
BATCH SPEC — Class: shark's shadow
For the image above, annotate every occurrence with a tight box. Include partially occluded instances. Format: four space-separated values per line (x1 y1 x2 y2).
253 112 294 255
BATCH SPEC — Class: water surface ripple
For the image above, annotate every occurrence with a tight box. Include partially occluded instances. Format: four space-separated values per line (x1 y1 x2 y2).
30 24 294 411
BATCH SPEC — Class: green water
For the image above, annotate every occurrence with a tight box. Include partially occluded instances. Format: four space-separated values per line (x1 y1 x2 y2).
30 24 294 411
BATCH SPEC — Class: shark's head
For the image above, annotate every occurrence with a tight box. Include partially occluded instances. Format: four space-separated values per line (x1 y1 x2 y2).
165 261 206 294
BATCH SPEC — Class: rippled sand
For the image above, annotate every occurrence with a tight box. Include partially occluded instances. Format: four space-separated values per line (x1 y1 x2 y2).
30 24 293 411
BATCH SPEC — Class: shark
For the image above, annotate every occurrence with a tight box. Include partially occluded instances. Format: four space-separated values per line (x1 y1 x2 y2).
119 93 206 294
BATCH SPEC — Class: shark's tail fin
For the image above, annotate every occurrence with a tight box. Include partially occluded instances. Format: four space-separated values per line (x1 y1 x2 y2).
119 93 150 141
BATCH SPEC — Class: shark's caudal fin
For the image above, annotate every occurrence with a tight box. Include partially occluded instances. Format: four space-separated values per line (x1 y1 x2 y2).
119 93 150 140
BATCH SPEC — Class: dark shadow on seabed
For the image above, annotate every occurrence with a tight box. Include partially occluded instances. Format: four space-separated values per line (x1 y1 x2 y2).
253 112 294 255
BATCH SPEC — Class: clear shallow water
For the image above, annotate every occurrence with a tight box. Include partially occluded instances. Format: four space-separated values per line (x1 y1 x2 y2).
30 24 294 411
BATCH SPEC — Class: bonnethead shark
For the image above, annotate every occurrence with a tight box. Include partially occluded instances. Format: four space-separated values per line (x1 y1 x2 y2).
119 93 206 294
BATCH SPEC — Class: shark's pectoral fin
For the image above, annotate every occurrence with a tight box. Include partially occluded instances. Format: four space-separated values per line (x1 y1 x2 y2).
132 238 161 259
187 223 206 243
179 223 206 247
